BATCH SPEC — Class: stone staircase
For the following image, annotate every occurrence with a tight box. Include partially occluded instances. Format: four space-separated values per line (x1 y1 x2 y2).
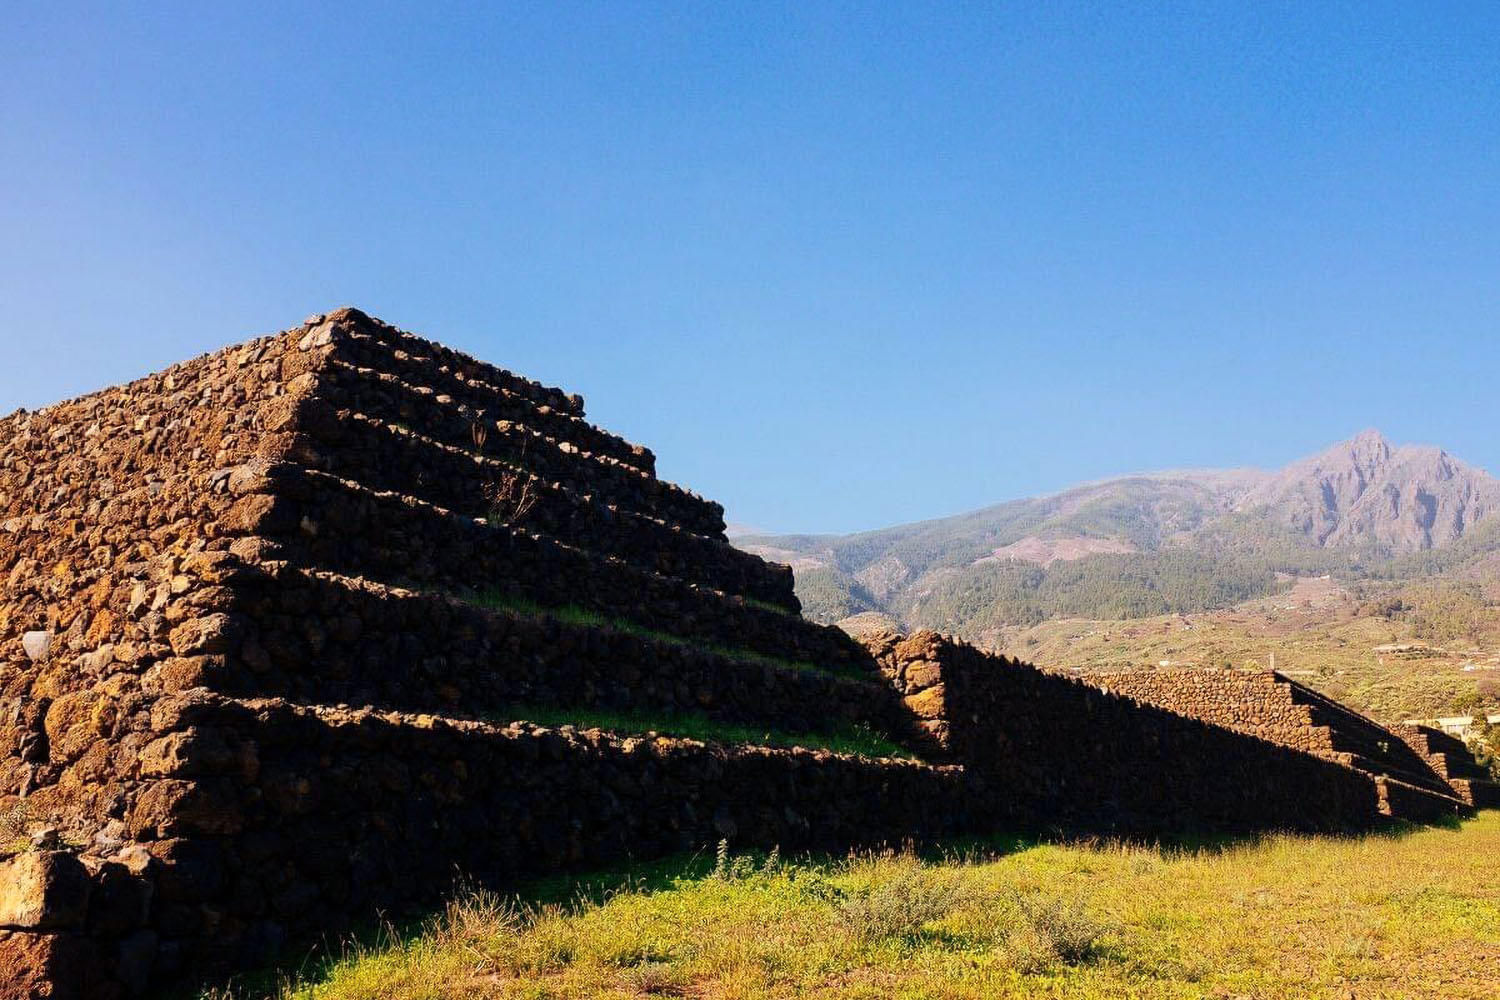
1284 682 1461 803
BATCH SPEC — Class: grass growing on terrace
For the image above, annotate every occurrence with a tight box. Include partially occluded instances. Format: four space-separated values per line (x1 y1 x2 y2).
486 703 912 759
741 595 797 616
214 813 1500 999
467 590 871 680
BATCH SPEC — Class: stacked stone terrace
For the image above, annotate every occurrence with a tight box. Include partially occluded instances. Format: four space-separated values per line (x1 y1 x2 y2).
208 309 906 734
0 309 951 995
863 630 1389 833
1088 668 1493 819
1393 723 1500 810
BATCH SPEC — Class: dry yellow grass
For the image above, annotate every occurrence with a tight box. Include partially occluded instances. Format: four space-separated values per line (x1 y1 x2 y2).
221 812 1500 1000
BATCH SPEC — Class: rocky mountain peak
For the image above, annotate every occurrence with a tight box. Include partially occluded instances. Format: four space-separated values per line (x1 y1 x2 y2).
1237 431 1498 552
1344 427 1392 464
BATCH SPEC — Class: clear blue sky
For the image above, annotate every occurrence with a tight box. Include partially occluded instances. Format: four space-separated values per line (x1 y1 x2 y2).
2 3 1496 534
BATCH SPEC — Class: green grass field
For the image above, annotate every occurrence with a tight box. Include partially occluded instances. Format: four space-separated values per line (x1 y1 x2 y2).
215 812 1500 1000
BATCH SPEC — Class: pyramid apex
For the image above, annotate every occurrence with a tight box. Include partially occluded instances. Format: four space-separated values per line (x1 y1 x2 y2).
303 306 375 328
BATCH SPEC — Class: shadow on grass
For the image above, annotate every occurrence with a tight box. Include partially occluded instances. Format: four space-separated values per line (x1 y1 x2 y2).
183 847 755 999
187 836 1029 999
1152 809 1468 854
186 811 1482 999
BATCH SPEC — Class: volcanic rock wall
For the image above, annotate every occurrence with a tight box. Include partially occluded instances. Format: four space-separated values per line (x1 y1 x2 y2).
0 324 315 839
0 324 333 995
1086 668 1472 817
1393 723 1500 809
1089 669 1333 751
865 630 1387 833
124 691 970 972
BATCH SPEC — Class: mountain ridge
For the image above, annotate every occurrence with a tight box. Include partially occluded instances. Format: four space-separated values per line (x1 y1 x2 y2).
737 431 1500 630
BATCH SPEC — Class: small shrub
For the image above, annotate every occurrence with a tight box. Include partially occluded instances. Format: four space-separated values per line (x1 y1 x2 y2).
1014 892 1106 964
837 856 972 942
471 421 538 526
1469 720 1500 780
620 961 687 996
1003 921 1062 974
950 889 1107 971
434 884 518 953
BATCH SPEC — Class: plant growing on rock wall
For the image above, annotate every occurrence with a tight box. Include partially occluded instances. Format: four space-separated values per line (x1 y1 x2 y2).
472 420 538 526
0 800 31 854
484 470 538 526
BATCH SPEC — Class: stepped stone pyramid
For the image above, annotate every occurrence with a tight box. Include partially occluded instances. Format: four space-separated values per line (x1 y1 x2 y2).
0 308 1488 997
0 308 960 995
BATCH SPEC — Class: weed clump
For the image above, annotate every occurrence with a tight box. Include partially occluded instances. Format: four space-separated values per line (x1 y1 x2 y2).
837 854 973 942
1008 890 1107 967
0 801 31 855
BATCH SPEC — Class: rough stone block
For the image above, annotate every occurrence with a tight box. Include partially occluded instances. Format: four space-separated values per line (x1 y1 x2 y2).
0 930 93 1000
903 660 943 691
904 685 946 720
20 632 51 664
86 862 153 937
0 853 90 931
